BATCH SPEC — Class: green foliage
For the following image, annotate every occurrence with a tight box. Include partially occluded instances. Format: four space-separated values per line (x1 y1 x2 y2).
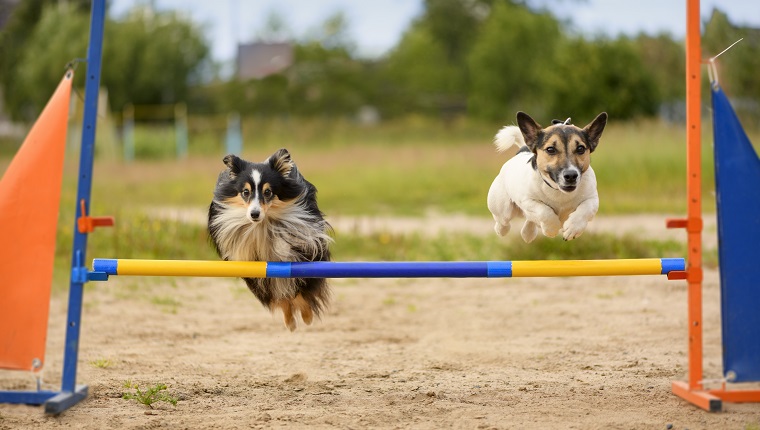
83 212 217 261
90 358 113 369
381 0 485 116
0 0 90 119
288 41 366 116
2 3 89 120
544 37 659 120
5 1 759 125
703 9 760 127
333 231 685 262
104 7 210 111
633 34 685 104
1 3 209 121
122 381 178 408
467 1 562 120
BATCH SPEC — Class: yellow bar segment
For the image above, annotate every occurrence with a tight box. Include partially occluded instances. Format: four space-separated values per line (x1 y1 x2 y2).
116 259 267 277
511 258 663 277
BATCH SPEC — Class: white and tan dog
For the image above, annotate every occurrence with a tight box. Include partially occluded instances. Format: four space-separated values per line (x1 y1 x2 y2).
487 111 607 242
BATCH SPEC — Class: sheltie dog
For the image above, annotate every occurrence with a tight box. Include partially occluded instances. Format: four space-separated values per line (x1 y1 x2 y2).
208 149 332 331
487 111 607 242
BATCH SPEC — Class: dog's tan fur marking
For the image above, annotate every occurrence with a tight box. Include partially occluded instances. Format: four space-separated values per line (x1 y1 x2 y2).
257 184 274 218
277 300 297 332
293 294 313 325
223 194 246 208
534 128 592 183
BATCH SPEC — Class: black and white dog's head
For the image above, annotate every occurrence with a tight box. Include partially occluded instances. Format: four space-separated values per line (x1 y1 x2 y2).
517 111 607 193
213 149 303 224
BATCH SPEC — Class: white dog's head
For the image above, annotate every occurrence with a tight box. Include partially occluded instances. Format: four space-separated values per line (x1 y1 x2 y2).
517 111 607 193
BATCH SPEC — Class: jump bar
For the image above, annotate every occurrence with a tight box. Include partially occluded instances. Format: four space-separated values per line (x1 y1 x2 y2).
92 258 685 279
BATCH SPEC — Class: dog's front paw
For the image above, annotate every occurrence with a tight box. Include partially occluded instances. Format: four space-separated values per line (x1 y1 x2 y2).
521 221 538 243
494 221 510 237
562 220 588 241
540 218 561 238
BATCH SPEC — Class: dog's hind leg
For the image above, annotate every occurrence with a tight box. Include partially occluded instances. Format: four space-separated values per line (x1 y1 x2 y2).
489 199 518 237
293 294 313 326
520 220 539 243
276 300 297 332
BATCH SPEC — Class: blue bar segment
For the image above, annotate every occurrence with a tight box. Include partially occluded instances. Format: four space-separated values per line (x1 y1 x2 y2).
660 258 686 274
286 261 498 278
487 261 512 277
266 262 292 278
92 258 117 275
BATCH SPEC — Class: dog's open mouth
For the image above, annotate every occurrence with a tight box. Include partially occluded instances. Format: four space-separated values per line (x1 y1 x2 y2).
560 185 577 192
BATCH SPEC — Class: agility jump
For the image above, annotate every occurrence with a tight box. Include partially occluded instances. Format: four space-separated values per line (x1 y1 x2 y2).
91 258 684 279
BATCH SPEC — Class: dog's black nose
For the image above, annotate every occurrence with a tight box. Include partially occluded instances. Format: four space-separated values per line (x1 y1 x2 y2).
563 171 579 183
250 210 261 220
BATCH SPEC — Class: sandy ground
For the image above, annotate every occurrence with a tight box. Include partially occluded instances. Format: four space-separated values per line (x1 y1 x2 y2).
2 214 759 429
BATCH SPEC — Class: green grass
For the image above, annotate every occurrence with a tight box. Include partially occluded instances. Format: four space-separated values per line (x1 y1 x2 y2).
90 358 113 369
332 230 686 262
96 117 736 216
122 381 178 408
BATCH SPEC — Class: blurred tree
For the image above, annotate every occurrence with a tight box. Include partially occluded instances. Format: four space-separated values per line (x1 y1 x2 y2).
103 7 210 111
703 8 760 108
423 0 484 64
633 33 685 103
287 13 366 117
382 0 488 116
0 0 90 120
467 0 562 121
3 3 210 120
256 11 291 43
383 25 465 113
543 36 659 121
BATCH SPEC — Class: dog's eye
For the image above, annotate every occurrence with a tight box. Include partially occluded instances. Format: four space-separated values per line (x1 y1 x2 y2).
576 146 587 154
241 189 251 199
263 189 273 199
545 147 557 155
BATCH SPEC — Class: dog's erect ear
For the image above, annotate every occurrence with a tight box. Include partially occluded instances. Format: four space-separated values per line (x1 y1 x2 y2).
583 112 607 152
222 154 244 179
269 148 293 178
516 112 543 151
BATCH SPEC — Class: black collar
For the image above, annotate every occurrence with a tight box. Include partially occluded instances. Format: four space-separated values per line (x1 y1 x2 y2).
542 177 559 190
527 154 559 190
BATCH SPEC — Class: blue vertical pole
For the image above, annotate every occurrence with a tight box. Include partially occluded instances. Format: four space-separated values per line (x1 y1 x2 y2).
123 103 135 162
175 103 189 159
225 112 242 155
60 0 105 395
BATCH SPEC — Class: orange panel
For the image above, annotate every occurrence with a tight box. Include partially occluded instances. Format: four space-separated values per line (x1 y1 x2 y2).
0 72 73 371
